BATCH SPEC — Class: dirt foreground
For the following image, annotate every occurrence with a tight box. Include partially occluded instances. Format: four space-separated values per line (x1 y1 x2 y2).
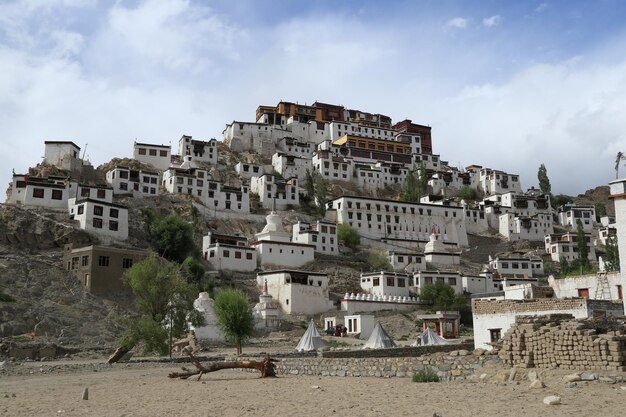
2 360 626 417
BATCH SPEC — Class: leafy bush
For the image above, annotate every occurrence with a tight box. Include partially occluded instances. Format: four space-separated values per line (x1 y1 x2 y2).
367 250 392 271
338 224 360 249
412 368 439 383
146 213 197 263
456 185 479 201
213 289 255 354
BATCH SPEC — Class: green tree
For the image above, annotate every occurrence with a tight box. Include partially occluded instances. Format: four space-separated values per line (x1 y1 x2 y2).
595 203 607 222
338 223 360 250
315 176 328 215
400 169 420 202
576 219 589 271
604 235 620 272
537 163 551 194
367 249 392 272
457 185 479 201
559 256 570 275
420 282 471 325
120 255 203 356
305 170 315 198
213 289 255 354
182 256 205 284
417 162 429 197
552 194 573 208
148 213 197 263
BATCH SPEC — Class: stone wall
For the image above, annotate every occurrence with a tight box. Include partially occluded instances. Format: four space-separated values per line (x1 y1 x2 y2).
321 343 474 359
270 349 497 381
500 315 626 371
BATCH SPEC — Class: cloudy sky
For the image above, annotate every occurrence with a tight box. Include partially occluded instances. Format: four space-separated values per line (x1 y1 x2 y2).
2 0 626 197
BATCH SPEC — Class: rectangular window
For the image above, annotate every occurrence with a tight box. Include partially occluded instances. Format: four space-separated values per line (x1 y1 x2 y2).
223 250 230 258
71 256 79 269
97 189 106 199
110 208 119 218
77 205 84 215
397 278 405 287
372 278 380 286
120 182 128 191
246 253 253 260
489 329 501 343
149 149 157 156
98 255 110 267
93 205 103 216
235 251 242 259
138 148 147 155
119 170 129 179
122 258 133 269
81 255 89 267
93 218 103 228
448 278 457 286
51 189 63 200
33 188 44 198
386 277 395 287
159 150 167 157
109 221 118 231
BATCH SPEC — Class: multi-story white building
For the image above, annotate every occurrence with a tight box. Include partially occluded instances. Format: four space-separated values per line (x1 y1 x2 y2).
68 198 128 241
488 255 544 279
326 196 468 249
413 270 464 296
177 135 218 165
545 232 595 262
133 142 172 171
557 204 596 231
7 175 78 210
43 141 82 171
276 137 316 158
75 184 114 203
461 203 489 234
387 250 425 273
360 272 412 298
311 150 354 182
235 162 267 179
202 232 257 272
250 174 299 210
256 270 333 315
465 166 522 195
105 166 160 197
498 213 553 242
291 220 338 255
162 167 208 198
271 152 312 181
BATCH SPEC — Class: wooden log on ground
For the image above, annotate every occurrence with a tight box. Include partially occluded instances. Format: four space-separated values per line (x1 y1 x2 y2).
107 347 131 364
168 349 279 380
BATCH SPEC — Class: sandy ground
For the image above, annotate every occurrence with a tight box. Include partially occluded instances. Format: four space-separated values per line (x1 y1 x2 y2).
2 361 626 417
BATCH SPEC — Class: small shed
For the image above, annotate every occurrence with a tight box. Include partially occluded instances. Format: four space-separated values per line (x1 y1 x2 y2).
344 314 376 339
415 310 461 338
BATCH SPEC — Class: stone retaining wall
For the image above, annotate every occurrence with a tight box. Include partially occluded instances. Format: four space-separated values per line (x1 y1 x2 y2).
321 343 474 358
271 349 498 381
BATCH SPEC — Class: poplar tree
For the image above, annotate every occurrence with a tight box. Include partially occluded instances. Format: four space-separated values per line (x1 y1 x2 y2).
537 164 551 194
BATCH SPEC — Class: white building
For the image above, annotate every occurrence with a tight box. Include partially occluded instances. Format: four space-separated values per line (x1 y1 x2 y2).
6 175 77 210
252 212 315 269
608 177 626 312
43 141 81 170
461 202 489 235
498 213 553 242
598 226 617 246
558 204 596 231
548 272 623 301
360 272 411 298
235 162 266 179
178 135 218 165
105 166 160 197
326 196 469 249
291 220 338 255
472 287 624 350
466 166 522 196
387 250 425 273
340 292 419 315
311 150 354 182
68 198 129 241
488 255 544 279
133 142 172 171
75 184 114 203
271 152 312 181
344 314 376 339
414 271 464 296
256 270 333 315
250 174 299 210
202 232 257 272
545 232 595 262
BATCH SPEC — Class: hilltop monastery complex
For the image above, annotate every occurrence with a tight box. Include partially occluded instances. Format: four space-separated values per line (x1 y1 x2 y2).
5 100 626 349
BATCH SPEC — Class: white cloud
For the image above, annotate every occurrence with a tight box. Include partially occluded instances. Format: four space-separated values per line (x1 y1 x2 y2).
446 17 469 29
536 3 548 13
482 15 501 27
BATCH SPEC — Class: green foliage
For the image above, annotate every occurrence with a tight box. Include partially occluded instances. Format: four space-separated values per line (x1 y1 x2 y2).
305 170 315 198
182 256 205 284
576 219 589 269
595 203 607 222
213 288 255 354
400 169 420 202
147 213 197 263
315 176 328 215
552 194 573 208
420 282 472 325
604 236 620 272
120 255 202 356
412 368 439 383
559 256 570 275
367 250 392 272
537 163 551 194
457 185 479 201
0 293 16 302
338 224 360 249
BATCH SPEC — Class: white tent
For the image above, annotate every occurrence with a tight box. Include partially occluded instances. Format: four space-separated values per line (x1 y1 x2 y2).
412 327 449 346
362 322 396 349
295 320 327 351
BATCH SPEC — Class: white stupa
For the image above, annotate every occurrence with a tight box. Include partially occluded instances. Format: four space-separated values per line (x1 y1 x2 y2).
189 292 223 341
253 279 281 329
424 226 460 265
255 211 290 242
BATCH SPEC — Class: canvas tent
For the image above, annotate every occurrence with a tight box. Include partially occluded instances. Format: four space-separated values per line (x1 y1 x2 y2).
412 327 449 346
362 322 396 349
295 320 326 351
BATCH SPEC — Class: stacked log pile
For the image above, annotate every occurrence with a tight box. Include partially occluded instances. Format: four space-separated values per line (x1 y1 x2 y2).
499 315 626 371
